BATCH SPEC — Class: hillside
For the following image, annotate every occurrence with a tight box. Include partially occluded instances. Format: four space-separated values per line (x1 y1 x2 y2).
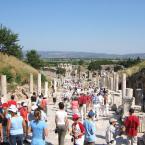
121 60 145 77
0 53 39 84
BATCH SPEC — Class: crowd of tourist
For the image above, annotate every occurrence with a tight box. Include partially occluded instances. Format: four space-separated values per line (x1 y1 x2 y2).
0 79 140 145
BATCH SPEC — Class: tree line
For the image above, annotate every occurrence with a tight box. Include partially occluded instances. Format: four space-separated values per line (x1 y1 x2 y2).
0 24 43 69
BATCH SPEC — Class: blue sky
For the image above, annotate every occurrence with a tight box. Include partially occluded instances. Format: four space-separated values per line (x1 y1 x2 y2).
0 0 145 54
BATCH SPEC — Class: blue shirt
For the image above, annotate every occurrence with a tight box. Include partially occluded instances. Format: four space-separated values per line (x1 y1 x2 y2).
30 120 47 140
10 116 23 135
83 119 96 142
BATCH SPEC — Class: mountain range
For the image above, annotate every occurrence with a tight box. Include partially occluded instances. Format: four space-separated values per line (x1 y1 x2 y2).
36 51 145 59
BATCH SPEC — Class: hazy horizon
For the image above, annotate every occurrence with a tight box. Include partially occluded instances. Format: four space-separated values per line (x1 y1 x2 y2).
0 0 145 54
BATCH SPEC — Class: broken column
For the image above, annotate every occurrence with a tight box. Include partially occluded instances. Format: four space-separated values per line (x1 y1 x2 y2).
113 72 116 91
37 73 41 96
29 74 33 95
0 75 7 102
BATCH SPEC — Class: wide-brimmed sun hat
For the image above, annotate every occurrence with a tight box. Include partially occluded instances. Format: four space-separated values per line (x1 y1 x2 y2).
109 118 117 123
8 105 18 113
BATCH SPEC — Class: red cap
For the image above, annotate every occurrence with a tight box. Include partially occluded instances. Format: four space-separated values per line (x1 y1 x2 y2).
72 114 80 121
2 103 8 108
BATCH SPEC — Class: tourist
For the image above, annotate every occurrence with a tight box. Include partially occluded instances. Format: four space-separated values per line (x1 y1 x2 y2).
1 103 9 144
103 92 109 116
124 108 140 145
71 97 79 115
7 105 26 145
55 102 69 145
92 93 100 120
7 95 17 107
28 109 48 145
31 92 37 103
40 96 47 113
105 118 117 145
72 114 85 145
0 107 3 143
83 110 96 145
78 93 87 120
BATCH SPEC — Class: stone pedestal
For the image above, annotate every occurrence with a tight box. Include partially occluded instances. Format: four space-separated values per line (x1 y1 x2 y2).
123 97 133 116
126 88 133 97
44 82 48 98
29 74 33 95
37 73 41 96
0 75 7 102
122 73 126 98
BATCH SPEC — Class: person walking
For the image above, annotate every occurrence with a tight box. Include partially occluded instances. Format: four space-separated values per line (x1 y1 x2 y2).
55 102 69 145
72 114 85 145
7 105 26 145
105 118 117 145
28 109 48 145
124 108 140 145
83 110 96 145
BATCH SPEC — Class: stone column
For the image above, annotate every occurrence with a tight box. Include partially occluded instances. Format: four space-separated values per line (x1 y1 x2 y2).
122 73 126 98
110 77 114 91
113 72 116 91
115 73 119 91
44 81 48 98
0 75 7 102
37 73 41 96
54 79 57 91
29 74 33 95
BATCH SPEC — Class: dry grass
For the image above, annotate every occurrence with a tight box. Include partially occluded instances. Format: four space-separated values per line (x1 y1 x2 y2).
0 53 39 82
121 61 145 77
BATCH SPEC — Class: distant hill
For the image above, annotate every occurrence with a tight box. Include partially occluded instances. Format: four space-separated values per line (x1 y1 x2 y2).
35 51 145 59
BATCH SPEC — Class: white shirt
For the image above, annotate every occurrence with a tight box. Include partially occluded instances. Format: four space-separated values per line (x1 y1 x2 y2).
55 110 67 125
106 124 116 143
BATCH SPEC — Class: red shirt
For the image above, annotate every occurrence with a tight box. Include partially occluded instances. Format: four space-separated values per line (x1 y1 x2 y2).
124 115 140 137
78 95 88 105
19 107 28 122
7 100 17 107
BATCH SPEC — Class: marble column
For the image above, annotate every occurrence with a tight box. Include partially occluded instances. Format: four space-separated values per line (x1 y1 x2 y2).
54 79 57 91
113 72 116 91
115 73 119 91
1 75 7 102
110 77 114 91
37 73 41 96
122 73 126 98
29 74 33 95
44 81 48 98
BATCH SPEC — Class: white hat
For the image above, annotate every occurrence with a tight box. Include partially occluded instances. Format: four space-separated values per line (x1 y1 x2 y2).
8 105 18 113
109 118 117 123
23 102 28 107
31 105 38 111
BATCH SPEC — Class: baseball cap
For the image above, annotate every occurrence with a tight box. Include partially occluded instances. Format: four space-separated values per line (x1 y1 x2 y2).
72 114 80 121
88 110 95 117
109 118 117 123
8 105 18 113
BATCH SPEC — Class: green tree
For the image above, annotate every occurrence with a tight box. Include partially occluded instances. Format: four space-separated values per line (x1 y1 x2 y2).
88 61 101 71
26 50 43 69
0 24 23 59
56 68 66 76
